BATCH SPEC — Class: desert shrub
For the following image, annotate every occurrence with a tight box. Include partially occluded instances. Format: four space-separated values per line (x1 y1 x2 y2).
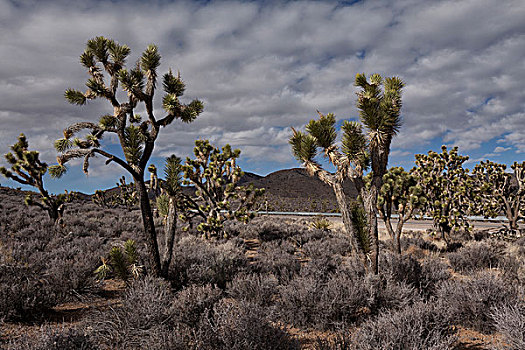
351 302 457 350
288 228 326 247
251 240 301 283
379 251 450 298
448 240 505 273
302 233 352 259
256 219 309 242
88 276 180 349
0 265 57 321
314 334 352 350
8 326 98 350
226 273 278 307
398 236 439 252
418 257 451 298
172 283 223 327
437 270 518 333
194 299 299 350
277 268 418 330
492 302 525 350
170 236 248 289
300 254 343 280
364 274 420 316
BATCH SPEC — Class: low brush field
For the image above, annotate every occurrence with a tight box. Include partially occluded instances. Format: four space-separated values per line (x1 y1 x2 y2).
1 186 524 350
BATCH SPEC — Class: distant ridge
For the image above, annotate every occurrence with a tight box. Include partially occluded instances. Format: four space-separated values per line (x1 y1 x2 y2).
241 168 357 212
0 168 357 212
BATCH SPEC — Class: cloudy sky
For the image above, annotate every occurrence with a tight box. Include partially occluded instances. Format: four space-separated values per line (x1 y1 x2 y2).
1 0 524 194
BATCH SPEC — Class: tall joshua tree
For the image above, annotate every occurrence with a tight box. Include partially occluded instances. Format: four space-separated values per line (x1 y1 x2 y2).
290 73 404 273
50 37 203 277
0 133 70 223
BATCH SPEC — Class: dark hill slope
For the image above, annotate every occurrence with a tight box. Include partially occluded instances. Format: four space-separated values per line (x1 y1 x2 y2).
244 168 357 212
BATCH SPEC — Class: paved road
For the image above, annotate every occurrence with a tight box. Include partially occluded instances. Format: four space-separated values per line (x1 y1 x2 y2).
259 213 510 232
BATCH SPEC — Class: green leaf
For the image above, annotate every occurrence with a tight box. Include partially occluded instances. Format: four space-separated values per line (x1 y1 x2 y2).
306 112 336 149
163 69 186 96
64 89 86 105
54 138 73 153
141 44 161 72
48 164 68 178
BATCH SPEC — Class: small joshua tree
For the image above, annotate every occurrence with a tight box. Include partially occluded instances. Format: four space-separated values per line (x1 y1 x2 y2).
412 146 473 242
91 176 138 210
156 155 184 276
472 160 524 231
51 37 203 277
0 133 71 223
290 73 404 273
181 139 265 239
375 166 426 254
148 164 161 197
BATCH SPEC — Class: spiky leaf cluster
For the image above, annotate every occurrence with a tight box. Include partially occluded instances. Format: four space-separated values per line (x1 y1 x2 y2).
181 139 264 238
472 160 524 230
94 239 142 281
412 146 473 238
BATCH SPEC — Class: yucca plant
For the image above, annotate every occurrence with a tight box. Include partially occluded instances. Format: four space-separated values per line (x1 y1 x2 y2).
51 37 203 277
290 73 404 273
310 216 332 231
94 239 143 281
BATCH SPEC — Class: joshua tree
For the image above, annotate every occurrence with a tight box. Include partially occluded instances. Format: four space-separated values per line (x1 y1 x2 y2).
412 146 473 242
156 155 184 276
181 139 265 239
91 176 137 210
290 73 404 273
51 37 203 277
147 164 160 197
0 133 71 223
472 160 524 231
375 167 426 254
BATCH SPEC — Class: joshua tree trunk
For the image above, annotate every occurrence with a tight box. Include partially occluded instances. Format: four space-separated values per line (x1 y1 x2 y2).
504 199 520 231
135 179 161 277
161 197 177 277
332 182 360 257
361 187 379 274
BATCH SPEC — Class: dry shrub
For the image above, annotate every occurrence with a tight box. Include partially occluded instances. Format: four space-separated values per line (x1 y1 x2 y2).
226 273 278 307
492 302 525 350
351 302 457 350
87 276 183 349
437 270 518 333
172 283 223 327
251 240 301 283
448 240 505 273
170 236 248 289
7 326 97 350
194 299 299 350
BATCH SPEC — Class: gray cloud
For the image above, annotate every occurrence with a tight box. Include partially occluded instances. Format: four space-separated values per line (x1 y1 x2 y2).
1 0 524 192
